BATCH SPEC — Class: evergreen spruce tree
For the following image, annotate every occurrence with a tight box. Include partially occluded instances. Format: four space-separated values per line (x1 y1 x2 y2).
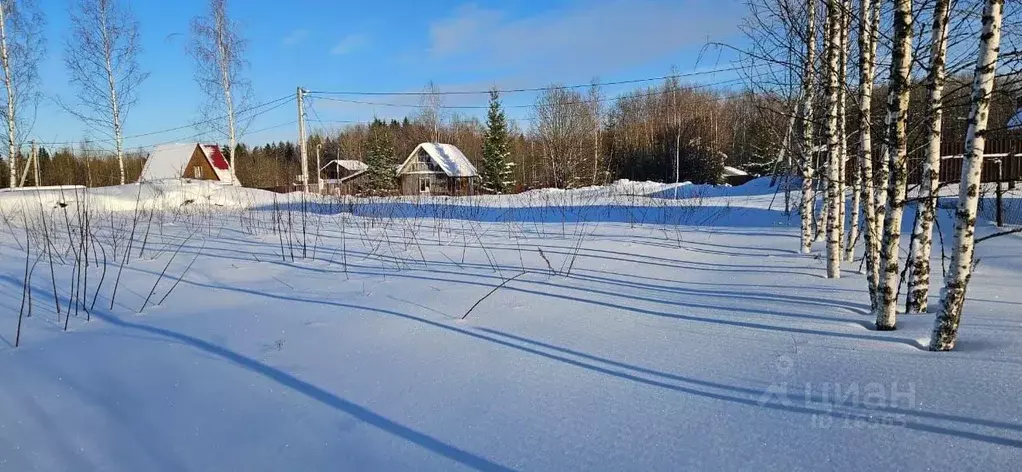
481 90 513 193
364 118 396 193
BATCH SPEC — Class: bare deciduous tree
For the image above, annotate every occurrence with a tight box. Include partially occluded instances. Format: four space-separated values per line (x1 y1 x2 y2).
533 87 591 188
190 0 249 184
858 0 880 309
418 80 445 143
799 0 818 254
931 0 1005 351
0 0 43 189
875 0 915 331
63 0 148 186
834 0 849 262
907 0 952 313
824 0 842 278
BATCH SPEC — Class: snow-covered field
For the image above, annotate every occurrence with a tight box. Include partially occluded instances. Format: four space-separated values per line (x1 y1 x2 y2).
0 179 1020 471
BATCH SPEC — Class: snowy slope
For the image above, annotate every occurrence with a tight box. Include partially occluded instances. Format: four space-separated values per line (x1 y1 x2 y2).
0 180 1020 471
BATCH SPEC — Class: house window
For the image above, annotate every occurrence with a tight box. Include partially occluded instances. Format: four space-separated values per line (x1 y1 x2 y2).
419 177 430 193
194 165 203 179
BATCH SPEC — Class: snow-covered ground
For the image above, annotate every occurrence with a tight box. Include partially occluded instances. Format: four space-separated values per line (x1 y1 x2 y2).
0 179 1020 471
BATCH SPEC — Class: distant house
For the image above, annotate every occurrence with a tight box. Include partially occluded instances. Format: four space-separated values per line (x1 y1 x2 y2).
396 143 478 196
722 165 754 186
140 143 238 185
320 159 369 195
321 159 368 181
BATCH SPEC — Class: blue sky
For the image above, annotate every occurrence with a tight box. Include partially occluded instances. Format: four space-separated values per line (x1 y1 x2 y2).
35 0 747 151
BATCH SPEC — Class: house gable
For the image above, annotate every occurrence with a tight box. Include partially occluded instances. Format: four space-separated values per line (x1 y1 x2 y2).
183 146 219 181
397 143 478 177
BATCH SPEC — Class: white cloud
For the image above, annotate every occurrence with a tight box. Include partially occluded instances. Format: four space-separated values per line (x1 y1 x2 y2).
426 0 742 73
282 29 309 47
330 34 369 55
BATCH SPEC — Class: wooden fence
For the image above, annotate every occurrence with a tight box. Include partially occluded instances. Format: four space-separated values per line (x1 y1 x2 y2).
910 132 1022 185
837 132 1022 185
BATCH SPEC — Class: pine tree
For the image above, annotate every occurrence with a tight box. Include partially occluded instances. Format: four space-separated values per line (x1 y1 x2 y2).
364 118 396 193
481 90 513 193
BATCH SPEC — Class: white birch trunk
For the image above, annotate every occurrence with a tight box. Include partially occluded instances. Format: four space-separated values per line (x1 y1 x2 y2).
836 0 849 259
215 4 238 184
0 3 15 189
824 0 842 278
800 0 818 254
875 0 914 330
930 0 1004 351
816 171 828 242
858 0 881 306
907 0 951 313
98 5 126 186
872 0 890 261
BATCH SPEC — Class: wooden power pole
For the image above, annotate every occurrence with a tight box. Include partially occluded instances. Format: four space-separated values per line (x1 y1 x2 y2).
31 141 39 187
297 86 309 193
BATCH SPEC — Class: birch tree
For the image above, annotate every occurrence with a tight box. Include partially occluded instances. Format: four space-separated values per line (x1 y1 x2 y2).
930 0 1004 351
815 9 832 245
0 0 42 189
836 0 849 262
906 0 952 313
64 0 147 186
799 0 818 254
190 0 248 183
824 0 842 278
418 80 445 143
875 0 914 331
857 0 881 306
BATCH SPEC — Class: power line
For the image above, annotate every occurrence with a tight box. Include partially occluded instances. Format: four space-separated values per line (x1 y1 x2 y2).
49 101 299 153
33 94 296 147
31 65 755 150
307 75 752 112
306 65 745 97
306 98 359 126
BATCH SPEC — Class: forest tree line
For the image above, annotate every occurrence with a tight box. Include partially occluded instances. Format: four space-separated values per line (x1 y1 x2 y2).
7 71 1016 193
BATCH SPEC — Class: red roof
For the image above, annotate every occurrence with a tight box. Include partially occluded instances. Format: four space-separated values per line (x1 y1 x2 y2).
203 145 231 170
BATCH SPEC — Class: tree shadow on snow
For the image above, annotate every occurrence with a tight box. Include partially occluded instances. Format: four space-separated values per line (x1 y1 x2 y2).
82 308 515 472
247 201 789 228
472 327 1022 448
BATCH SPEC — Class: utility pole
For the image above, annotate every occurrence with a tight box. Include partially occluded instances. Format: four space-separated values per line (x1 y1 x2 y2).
31 141 38 187
297 86 309 193
316 143 323 194
18 140 35 187
673 82 680 198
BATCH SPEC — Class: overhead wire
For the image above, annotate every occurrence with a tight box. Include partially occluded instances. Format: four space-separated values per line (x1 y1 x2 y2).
33 65 760 150
33 94 295 148
306 64 746 96
307 75 755 112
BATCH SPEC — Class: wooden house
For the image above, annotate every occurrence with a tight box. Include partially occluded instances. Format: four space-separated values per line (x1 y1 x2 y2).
396 143 478 196
139 143 238 185
320 159 369 195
